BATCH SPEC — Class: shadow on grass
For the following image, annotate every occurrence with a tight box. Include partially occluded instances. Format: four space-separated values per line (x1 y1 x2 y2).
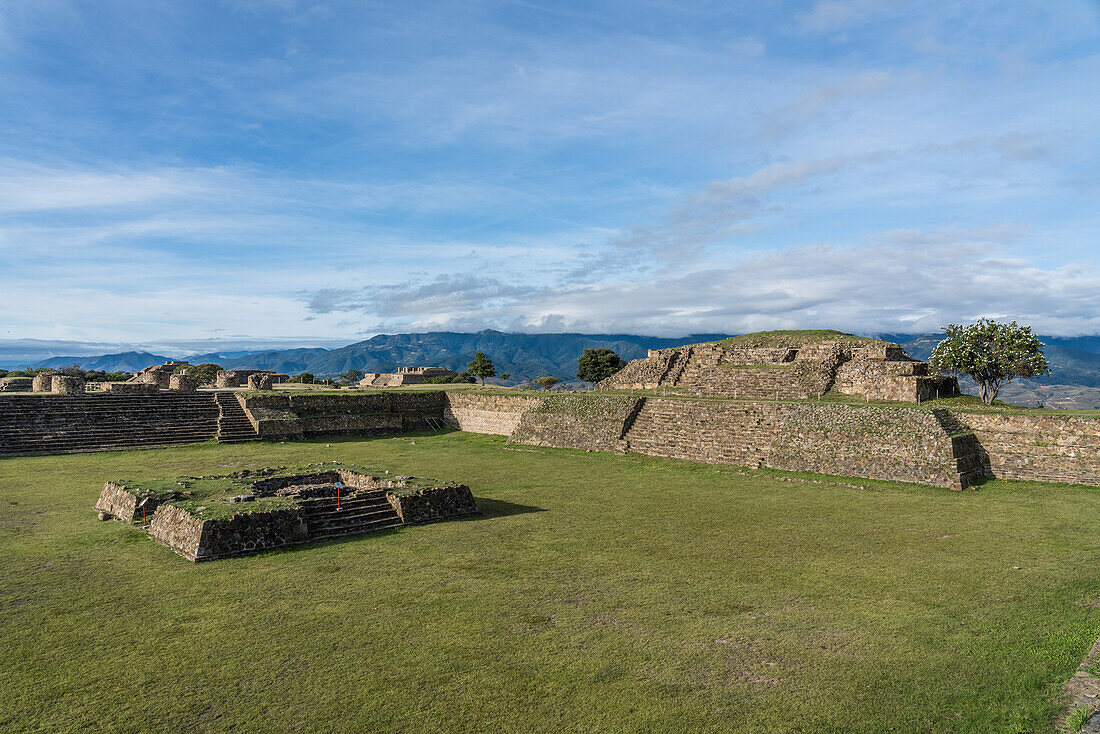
467 497 545 519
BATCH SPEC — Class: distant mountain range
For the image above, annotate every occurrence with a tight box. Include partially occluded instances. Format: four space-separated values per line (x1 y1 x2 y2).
25 329 1100 408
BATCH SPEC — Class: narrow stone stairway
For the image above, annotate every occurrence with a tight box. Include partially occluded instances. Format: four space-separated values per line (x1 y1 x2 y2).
298 488 402 542
215 393 259 443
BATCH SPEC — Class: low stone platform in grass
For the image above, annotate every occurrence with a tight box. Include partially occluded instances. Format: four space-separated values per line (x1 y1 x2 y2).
94 463 478 561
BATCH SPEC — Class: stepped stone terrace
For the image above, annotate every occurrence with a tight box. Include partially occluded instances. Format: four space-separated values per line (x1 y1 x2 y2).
95 463 479 561
597 330 957 403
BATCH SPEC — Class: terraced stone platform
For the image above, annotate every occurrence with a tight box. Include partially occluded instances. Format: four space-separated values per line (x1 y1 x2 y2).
96 464 479 561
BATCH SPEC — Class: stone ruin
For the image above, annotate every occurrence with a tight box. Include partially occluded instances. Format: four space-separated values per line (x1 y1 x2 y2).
359 366 456 388
128 361 188 389
216 369 286 388
598 336 958 403
0 377 33 392
94 463 479 561
32 372 56 392
246 373 275 391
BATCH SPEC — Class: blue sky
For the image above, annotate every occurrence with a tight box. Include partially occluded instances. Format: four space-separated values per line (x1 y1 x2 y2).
1 0 1099 355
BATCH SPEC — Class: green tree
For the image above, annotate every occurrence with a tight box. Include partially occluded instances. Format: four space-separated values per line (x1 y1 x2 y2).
178 363 222 386
289 372 316 384
0 369 8 379
466 352 496 384
499 373 510 381
338 368 364 385
930 319 1050 405
576 348 626 382
534 376 559 390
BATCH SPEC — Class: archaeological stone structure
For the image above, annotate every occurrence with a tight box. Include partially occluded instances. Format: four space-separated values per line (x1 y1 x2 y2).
128 361 188 389
598 335 958 403
0 377 33 392
3 332 1100 491
359 366 456 388
95 464 479 561
215 369 285 388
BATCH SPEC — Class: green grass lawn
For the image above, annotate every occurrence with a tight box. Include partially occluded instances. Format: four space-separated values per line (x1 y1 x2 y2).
1 433 1098 733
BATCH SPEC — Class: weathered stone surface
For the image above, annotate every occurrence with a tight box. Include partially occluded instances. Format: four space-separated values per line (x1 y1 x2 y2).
508 394 640 452
444 393 543 435
599 339 959 403
103 382 160 394
240 391 447 439
169 374 196 392
387 484 478 524
0 377 33 392
50 375 85 395
148 504 310 562
94 482 170 524
247 373 274 391
32 373 55 392
960 412 1100 486
358 366 456 388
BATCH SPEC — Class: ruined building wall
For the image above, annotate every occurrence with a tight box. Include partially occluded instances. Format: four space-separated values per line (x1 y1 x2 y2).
766 404 965 488
958 413 1100 486
508 394 640 452
443 393 543 436
239 391 447 439
620 398 788 468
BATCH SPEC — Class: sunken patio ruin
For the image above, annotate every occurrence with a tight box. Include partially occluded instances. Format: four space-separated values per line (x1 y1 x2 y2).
95 463 479 561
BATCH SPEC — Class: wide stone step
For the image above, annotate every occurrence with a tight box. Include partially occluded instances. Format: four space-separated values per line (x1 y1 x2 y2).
305 503 393 521
309 519 402 542
308 509 398 529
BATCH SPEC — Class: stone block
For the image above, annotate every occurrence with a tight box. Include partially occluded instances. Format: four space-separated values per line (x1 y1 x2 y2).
169 374 197 392
0 377 33 392
247 373 274 391
32 373 55 392
51 375 85 395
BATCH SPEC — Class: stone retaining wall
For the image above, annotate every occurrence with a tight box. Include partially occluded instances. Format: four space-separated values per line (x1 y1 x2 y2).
768 404 962 487
240 391 447 439
387 484 479 524
148 505 310 562
508 394 641 452
959 412 1100 486
623 398 789 468
93 482 170 524
443 393 542 435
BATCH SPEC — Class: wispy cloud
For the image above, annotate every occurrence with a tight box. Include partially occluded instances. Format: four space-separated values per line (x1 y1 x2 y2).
0 1 1097 343
299 228 1100 337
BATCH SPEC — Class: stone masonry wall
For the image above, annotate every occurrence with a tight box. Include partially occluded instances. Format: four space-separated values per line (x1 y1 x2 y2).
622 398 791 468
148 504 310 562
959 412 1100 486
387 484 479 524
147 505 206 560
767 404 962 488
508 394 641 452
240 391 447 439
442 393 543 435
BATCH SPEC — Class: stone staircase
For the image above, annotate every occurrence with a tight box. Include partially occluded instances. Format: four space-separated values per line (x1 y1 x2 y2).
660 347 692 386
215 393 259 443
931 409 992 489
0 393 219 457
298 488 402 542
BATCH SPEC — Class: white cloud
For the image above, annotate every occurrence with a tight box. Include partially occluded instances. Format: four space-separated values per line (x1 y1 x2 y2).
299 228 1100 337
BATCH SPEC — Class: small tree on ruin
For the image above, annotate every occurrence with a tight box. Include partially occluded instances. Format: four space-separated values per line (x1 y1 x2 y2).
466 352 496 384
930 319 1049 405
576 348 626 382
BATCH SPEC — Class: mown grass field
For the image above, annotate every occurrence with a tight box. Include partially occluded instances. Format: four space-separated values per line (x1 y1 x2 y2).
1 432 1098 733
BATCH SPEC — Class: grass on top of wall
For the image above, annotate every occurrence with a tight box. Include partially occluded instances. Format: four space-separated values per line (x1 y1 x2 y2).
1 433 1098 733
